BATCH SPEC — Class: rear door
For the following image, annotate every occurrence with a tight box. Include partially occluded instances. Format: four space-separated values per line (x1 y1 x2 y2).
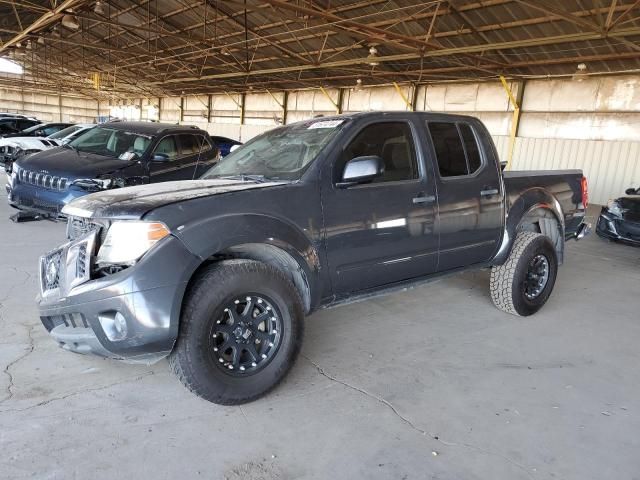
425 120 503 271
322 118 438 295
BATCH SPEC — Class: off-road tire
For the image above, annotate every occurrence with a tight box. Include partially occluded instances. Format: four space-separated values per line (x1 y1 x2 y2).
169 259 304 405
490 232 558 316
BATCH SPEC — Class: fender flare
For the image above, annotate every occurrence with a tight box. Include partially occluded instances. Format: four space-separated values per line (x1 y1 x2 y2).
174 213 322 310
493 188 565 265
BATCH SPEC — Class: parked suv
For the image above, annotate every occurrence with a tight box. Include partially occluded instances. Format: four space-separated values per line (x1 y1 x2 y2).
0 117 40 136
6 121 218 217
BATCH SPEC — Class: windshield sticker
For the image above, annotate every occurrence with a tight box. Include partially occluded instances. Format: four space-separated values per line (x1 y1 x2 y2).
118 151 137 161
307 120 343 129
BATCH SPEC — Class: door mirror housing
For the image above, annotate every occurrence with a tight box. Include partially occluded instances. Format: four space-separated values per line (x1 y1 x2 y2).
152 152 170 162
229 144 241 153
337 155 385 188
625 187 639 195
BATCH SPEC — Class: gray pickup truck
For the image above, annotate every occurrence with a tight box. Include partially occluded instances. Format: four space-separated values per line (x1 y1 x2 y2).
37 112 590 405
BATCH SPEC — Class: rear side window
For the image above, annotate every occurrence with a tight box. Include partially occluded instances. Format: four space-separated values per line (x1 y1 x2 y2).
178 134 199 155
179 134 212 156
427 122 483 177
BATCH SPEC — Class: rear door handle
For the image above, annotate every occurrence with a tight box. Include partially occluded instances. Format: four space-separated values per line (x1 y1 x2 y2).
412 194 436 204
480 188 499 197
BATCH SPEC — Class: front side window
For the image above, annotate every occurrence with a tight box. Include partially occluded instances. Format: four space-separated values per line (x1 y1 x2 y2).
428 122 483 178
68 127 153 159
339 122 418 183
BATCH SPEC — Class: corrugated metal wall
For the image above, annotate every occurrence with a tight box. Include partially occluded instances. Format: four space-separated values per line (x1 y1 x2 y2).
494 135 640 205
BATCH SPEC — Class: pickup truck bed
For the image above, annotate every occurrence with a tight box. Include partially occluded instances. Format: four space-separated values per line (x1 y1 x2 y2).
36 111 590 405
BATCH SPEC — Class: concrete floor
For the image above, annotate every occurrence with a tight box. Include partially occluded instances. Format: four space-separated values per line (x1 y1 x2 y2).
1 200 639 480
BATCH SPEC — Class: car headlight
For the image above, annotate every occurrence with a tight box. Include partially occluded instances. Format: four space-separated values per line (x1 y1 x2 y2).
96 221 170 266
606 199 623 217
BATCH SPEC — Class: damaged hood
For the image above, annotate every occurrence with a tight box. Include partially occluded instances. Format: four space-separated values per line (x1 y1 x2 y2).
17 148 132 179
63 179 288 219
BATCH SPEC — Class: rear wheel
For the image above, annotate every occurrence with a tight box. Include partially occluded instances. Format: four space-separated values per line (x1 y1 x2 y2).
490 232 558 316
169 260 304 405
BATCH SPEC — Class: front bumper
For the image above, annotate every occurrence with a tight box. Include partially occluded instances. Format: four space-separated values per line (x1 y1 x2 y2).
37 232 201 363
7 178 88 218
596 209 640 246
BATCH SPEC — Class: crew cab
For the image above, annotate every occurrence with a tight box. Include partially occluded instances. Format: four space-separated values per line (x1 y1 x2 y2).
6 121 218 217
37 112 590 405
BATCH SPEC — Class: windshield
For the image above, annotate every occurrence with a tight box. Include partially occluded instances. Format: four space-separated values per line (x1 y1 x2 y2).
202 119 345 181
19 124 42 134
68 126 153 159
48 125 84 139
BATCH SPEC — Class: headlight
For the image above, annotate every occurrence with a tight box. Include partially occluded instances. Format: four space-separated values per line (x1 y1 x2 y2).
606 199 623 217
95 178 112 189
96 221 170 266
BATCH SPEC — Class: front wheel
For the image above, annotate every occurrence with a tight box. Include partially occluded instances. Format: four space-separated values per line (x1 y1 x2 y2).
169 260 304 405
490 232 558 316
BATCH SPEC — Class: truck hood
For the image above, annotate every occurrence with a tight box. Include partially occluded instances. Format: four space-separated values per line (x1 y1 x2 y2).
17 147 132 179
63 179 288 219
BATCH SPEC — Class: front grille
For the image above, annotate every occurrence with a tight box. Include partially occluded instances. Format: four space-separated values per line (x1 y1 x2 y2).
0 145 15 160
76 244 88 278
67 215 104 241
40 249 62 293
17 167 68 191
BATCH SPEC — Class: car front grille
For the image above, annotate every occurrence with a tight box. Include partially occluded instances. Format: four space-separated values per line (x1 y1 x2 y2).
40 249 63 293
66 215 107 242
17 167 68 191
0 145 15 160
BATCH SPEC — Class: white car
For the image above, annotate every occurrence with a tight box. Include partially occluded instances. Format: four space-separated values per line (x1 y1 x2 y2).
0 124 94 164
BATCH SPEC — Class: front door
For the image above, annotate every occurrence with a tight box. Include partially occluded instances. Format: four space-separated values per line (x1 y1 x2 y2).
322 119 438 295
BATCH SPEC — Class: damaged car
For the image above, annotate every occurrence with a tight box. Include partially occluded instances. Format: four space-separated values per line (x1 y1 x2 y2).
6 121 219 218
596 186 640 246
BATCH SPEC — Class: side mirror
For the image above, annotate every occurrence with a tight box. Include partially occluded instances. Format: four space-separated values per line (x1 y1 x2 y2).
229 144 241 153
152 152 169 162
625 187 638 195
337 155 384 188
500 161 508 172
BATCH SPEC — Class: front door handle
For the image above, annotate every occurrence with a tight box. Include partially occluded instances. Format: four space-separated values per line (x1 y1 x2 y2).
480 188 499 197
413 194 436 204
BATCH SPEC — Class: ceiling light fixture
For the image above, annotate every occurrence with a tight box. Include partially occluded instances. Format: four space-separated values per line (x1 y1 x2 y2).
94 1 105 15
366 46 380 66
354 78 363 92
61 13 80 30
572 63 588 82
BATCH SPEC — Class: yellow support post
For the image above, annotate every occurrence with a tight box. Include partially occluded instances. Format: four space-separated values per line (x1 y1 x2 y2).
393 82 413 111
499 75 520 171
319 86 340 114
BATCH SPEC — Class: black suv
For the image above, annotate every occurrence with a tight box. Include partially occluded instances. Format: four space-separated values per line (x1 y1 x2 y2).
7 121 219 217
0 117 41 136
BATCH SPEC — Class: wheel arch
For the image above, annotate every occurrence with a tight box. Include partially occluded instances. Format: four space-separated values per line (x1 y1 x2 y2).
493 188 565 265
176 214 321 314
